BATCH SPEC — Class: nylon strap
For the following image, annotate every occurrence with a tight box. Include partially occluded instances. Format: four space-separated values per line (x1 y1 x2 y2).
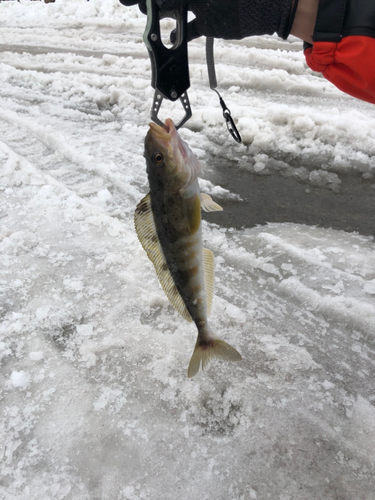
205 37 242 144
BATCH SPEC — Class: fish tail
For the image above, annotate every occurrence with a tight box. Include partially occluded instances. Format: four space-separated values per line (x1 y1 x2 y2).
187 336 242 378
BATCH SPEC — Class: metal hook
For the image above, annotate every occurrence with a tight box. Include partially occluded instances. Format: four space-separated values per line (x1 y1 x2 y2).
150 90 192 130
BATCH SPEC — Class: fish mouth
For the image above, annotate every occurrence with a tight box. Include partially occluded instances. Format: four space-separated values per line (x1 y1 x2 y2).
147 118 193 176
148 118 175 145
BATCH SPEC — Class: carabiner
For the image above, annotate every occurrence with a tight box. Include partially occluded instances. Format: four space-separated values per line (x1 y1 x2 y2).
213 89 242 144
223 109 242 144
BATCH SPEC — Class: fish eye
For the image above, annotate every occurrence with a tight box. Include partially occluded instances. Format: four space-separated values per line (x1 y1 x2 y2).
153 152 163 164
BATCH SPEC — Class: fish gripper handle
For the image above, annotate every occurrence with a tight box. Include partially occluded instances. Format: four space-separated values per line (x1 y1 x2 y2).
143 0 190 102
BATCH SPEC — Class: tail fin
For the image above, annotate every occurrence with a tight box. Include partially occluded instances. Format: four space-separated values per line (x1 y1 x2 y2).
187 338 242 378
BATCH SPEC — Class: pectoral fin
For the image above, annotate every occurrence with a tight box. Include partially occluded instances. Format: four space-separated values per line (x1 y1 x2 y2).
200 193 223 212
134 193 192 322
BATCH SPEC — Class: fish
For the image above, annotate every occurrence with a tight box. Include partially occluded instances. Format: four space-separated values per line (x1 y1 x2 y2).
134 118 241 377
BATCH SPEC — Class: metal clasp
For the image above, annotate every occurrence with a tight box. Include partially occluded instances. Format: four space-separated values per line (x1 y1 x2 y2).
213 89 242 144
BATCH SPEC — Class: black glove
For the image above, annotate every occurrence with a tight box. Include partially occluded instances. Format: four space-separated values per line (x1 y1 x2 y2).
119 0 147 15
164 0 243 41
119 0 240 40
119 0 294 41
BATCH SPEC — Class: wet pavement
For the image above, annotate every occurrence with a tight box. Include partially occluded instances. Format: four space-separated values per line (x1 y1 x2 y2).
203 158 375 237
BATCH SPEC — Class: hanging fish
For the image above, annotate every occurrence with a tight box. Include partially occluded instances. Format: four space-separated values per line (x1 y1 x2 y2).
135 118 241 377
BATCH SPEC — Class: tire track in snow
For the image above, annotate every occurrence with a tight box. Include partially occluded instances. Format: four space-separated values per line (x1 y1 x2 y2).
0 106 144 207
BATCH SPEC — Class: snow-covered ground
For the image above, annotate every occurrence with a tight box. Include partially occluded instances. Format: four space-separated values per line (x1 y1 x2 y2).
1 1 375 499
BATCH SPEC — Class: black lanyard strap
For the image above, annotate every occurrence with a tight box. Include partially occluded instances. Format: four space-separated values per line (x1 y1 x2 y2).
206 37 242 144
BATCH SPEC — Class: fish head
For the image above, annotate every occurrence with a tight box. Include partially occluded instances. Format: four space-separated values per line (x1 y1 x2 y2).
145 119 201 190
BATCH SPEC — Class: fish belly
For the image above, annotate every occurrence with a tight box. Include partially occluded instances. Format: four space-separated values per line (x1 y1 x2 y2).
152 181 207 326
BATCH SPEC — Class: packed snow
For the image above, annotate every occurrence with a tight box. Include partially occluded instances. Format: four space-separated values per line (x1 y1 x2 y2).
0 1 375 499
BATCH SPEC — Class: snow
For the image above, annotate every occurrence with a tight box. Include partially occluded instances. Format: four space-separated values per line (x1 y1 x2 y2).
9 370 31 389
0 1 375 499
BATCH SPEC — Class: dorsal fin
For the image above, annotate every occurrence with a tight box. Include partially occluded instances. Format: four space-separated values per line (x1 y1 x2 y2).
134 193 192 322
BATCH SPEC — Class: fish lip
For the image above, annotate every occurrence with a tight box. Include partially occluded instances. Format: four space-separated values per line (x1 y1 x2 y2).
149 119 175 143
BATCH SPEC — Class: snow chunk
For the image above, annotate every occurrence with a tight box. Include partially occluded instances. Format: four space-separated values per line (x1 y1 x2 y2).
35 306 50 320
322 380 335 390
225 303 247 323
309 170 341 192
76 324 94 336
364 279 375 295
29 351 44 361
10 371 31 389
63 278 84 292
199 178 242 201
97 188 112 203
